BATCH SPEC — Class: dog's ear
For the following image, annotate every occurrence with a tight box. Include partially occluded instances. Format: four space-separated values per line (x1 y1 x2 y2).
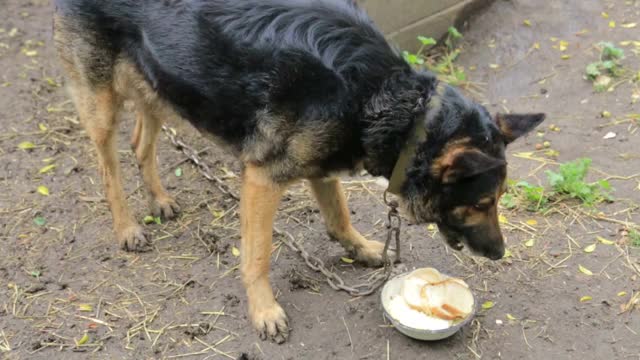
436 149 506 184
496 113 546 144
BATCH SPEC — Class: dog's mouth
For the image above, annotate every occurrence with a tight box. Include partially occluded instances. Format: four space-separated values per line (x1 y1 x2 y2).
439 226 465 251
444 234 464 251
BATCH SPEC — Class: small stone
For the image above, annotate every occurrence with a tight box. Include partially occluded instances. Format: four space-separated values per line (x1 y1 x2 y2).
549 249 563 257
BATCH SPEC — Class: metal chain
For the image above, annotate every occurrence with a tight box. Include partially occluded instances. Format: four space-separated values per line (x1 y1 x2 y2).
161 125 402 297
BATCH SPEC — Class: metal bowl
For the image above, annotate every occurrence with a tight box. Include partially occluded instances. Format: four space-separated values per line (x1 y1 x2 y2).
380 272 476 341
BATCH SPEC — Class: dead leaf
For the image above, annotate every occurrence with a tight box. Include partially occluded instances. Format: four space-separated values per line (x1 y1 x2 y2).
597 236 615 245
526 219 538 226
340 257 355 264
618 291 627 297
579 264 593 276
37 185 49 196
18 141 35 150
579 296 593 302
621 23 637 29
583 243 596 253
38 164 56 174
524 239 535 248
482 301 495 310
232 246 240 257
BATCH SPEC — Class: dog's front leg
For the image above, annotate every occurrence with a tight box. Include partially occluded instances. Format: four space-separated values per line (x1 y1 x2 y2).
240 164 289 343
309 177 394 267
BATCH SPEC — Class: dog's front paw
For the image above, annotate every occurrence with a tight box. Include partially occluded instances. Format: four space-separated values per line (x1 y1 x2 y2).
151 195 181 220
251 302 289 344
117 224 150 252
354 240 395 267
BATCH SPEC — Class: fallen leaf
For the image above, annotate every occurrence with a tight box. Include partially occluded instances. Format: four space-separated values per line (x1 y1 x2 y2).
143 215 155 224
18 141 35 150
482 301 495 310
618 291 627 297
30 270 41 278
504 249 513 258
603 132 616 139
212 209 224 219
524 239 535 248
506 313 517 321
533 42 541 50
597 236 615 245
559 40 569 51
579 296 593 302
621 23 637 28
526 219 538 226
232 246 240 257
583 243 596 253
601 12 609 18
602 110 612 118
609 21 616 28
76 332 89 346
489 64 500 69
78 304 93 312
579 264 593 276
498 214 507 224
340 257 355 264
38 123 47 132
33 216 46 226
561 54 571 60
427 224 436 231
39 164 56 174
174 167 183 177
37 185 49 196
523 19 532 27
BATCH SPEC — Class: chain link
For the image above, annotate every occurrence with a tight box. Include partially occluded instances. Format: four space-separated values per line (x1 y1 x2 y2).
162 125 402 297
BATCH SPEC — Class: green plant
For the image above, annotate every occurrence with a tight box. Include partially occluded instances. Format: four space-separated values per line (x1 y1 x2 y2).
402 27 468 86
585 42 625 92
629 230 640 247
501 180 550 212
545 158 612 205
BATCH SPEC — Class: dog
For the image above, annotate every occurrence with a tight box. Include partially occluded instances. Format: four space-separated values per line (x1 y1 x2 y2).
53 0 544 343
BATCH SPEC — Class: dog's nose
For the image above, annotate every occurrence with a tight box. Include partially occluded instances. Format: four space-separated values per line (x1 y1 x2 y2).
486 247 505 260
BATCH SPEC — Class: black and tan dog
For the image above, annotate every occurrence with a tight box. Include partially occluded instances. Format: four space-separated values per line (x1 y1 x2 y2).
53 0 544 342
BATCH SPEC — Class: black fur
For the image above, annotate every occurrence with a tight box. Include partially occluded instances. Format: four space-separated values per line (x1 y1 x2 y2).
54 0 544 259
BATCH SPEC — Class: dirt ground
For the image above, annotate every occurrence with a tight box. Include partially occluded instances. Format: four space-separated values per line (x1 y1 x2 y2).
1 0 639 359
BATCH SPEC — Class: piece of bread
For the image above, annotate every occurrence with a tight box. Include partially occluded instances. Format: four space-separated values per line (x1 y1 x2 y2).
421 279 474 320
407 267 443 284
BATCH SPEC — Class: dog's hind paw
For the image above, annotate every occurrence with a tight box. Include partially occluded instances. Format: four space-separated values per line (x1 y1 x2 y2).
354 240 396 267
117 225 150 252
151 195 181 220
252 302 289 344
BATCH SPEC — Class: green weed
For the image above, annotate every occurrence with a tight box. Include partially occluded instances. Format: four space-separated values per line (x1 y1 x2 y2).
403 27 468 86
545 158 612 205
503 158 613 212
585 42 625 92
629 230 640 247
501 180 550 212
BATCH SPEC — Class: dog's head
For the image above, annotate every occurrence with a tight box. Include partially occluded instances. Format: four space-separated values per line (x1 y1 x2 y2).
399 84 545 260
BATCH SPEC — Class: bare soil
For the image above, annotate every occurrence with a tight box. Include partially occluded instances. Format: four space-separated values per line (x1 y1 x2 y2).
1 0 639 359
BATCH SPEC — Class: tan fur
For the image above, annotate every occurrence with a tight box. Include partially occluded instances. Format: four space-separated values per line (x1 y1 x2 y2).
309 177 391 266
55 17 179 250
430 140 471 179
240 165 289 342
54 15 389 342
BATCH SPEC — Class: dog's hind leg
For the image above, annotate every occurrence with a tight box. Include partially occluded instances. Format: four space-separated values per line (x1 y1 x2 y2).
72 85 148 251
240 164 289 343
309 177 394 266
130 106 180 220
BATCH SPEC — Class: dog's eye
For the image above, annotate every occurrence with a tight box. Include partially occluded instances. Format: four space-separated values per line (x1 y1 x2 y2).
473 199 493 211
473 204 488 211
